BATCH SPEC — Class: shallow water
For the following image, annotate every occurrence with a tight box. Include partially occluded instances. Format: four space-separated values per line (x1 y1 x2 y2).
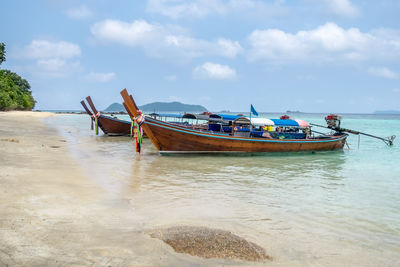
45 114 400 265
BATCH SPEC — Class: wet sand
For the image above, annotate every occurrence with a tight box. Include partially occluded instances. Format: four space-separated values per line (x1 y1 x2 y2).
0 112 270 266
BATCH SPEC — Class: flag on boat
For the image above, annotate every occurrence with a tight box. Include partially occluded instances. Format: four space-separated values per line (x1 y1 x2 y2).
250 104 258 116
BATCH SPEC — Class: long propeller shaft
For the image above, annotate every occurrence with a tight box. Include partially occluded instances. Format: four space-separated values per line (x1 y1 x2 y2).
309 123 395 146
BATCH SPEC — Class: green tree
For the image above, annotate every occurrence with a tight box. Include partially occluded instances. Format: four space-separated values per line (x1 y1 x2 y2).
0 43 5 65
0 42 36 111
0 70 36 111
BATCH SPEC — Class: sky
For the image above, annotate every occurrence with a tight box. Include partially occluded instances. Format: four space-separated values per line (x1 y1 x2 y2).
1 0 399 113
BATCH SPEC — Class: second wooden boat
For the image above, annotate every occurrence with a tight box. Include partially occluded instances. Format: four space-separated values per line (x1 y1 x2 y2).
81 96 131 136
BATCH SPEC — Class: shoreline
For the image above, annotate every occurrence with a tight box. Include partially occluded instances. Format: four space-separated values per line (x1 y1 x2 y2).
0 112 171 265
0 111 270 266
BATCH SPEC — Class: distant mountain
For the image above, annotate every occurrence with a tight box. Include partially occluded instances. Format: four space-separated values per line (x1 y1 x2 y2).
139 101 207 112
104 103 124 112
374 110 400 115
104 101 207 112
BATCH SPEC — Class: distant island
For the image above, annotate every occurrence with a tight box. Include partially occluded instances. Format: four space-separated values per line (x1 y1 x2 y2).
104 103 124 112
374 110 400 115
104 101 207 112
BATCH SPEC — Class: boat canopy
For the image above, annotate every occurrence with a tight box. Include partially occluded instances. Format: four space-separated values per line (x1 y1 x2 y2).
209 114 223 122
295 119 310 127
182 113 197 119
270 119 299 126
149 112 310 127
251 118 274 126
217 114 242 121
234 117 309 127
233 117 274 126
182 113 209 120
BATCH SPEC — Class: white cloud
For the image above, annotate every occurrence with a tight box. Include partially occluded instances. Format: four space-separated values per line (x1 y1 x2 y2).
23 40 81 59
147 0 226 19
37 58 66 72
90 19 241 60
217 38 243 58
393 88 399 93
248 22 400 63
66 5 93 19
193 62 237 80
368 67 398 79
146 0 287 19
326 0 359 18
85 72 116 82
15 40 82 78
91 19 161 47
164 75 177 81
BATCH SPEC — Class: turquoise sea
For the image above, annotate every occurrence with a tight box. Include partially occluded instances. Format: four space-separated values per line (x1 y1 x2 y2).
45 113 400 265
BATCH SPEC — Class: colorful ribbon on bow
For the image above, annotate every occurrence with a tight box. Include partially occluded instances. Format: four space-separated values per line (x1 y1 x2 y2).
134 121 143 153
132 112 145 153
91 112 100 135
90 115 94 130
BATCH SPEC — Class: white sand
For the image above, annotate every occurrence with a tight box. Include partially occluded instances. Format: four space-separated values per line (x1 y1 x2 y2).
0 112 207 266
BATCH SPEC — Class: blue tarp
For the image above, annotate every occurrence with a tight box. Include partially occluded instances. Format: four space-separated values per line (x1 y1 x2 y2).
270 119 299 126
217 114 243 121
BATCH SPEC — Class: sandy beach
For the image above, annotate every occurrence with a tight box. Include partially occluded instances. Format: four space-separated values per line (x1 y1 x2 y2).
1 112 399 267
0 112 270 266
0 112 176 266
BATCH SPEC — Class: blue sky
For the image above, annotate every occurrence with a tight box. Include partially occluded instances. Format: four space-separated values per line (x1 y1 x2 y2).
1 0 399 113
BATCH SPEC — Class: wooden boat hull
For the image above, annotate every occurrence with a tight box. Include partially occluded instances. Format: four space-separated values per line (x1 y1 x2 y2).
144 117 347 153
119 89 347 153
97 115 131 136
81 96 133 136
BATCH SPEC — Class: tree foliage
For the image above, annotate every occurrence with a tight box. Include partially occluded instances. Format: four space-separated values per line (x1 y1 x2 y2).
0 43 36 111
0 70 36 111
0 43 5 65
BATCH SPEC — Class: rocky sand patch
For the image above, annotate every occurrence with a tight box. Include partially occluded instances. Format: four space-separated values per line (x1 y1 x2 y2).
150 226 271 262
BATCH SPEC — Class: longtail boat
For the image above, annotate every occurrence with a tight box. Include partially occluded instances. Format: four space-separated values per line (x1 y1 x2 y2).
81 96 131 136
120 89 348 153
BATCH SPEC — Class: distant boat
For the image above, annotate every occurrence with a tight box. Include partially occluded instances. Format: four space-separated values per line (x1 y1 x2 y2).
120 89 348 154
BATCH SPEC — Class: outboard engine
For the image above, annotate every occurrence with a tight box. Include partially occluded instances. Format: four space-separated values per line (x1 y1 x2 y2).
325 114 342 129
280 115 291 120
